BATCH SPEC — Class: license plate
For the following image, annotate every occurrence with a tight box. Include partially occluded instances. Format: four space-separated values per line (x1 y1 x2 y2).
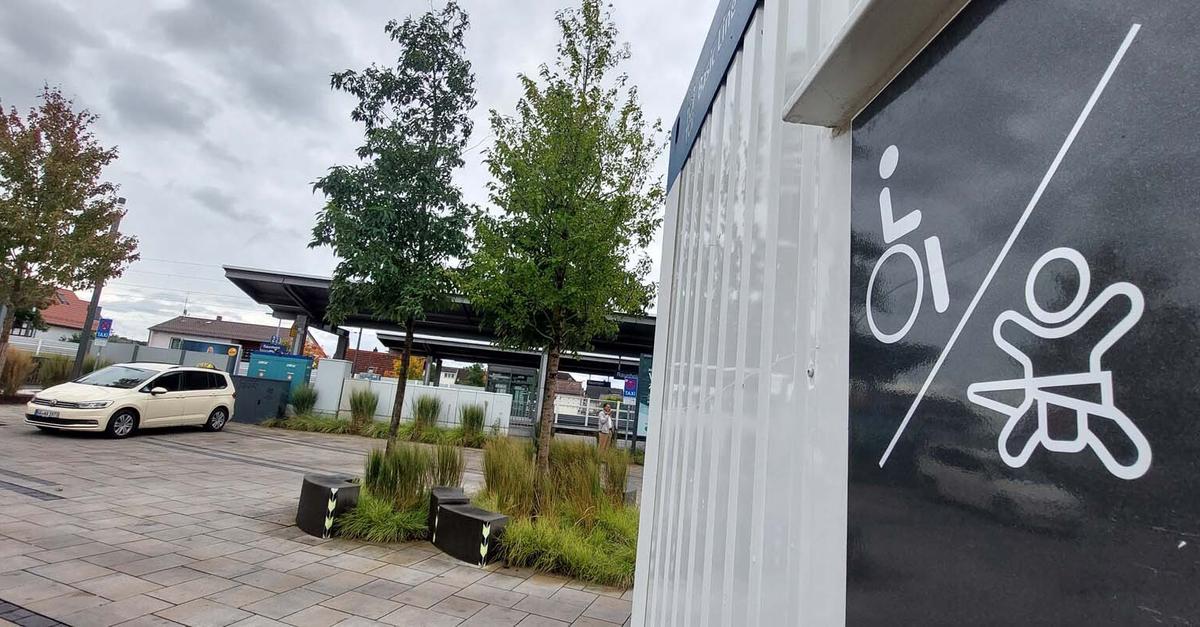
34 409 60 418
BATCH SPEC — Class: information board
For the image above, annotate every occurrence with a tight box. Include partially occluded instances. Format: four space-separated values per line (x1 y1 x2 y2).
849 1 1200 623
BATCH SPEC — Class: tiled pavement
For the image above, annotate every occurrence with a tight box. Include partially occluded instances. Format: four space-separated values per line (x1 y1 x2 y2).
0 406 634 627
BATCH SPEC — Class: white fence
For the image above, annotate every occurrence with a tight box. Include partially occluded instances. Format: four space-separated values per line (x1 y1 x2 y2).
10 337 79 357
308 362 512 434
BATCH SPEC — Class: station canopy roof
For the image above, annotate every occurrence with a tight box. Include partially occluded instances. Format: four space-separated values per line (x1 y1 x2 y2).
223 266 656 360
375 332 640 377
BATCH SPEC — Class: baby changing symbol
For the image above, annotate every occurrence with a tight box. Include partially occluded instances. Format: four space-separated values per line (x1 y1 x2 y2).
966 247 1151 480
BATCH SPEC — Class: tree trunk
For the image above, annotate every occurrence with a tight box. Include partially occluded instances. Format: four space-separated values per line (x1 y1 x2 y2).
0 306 14 379
533 346 561 515
386 317 416 455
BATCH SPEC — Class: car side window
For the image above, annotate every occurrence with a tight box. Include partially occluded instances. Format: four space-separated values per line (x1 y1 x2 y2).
147 372 183 393
209 373 228 389
183 371 213 392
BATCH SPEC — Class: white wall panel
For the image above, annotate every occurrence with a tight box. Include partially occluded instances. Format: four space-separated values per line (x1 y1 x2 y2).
634 0 855 624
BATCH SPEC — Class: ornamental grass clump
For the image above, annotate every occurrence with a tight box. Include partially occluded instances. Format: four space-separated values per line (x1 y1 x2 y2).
290 384 318 415
38 355 73 387
363 445 431 510
412 395 441 437
349 388 379 434
459 403 487 447
482 437 536 518
432 444 465 488
1 350 36 396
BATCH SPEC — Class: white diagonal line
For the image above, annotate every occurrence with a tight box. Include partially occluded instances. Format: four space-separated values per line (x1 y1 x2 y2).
878 23 1142 467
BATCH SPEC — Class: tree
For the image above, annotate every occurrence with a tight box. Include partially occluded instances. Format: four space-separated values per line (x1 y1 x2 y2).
311 3 475 454
458 363 486 387
0 87 138 375
461 0 663 505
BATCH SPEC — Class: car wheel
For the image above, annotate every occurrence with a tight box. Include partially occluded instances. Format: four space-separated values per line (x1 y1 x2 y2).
203 408 229 432
106 410 138 439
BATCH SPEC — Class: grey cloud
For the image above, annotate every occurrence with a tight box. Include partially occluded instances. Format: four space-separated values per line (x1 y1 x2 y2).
152 0 348 124
103 51 215 133
189 186 249 221
0 0 104 71
108 78 213 134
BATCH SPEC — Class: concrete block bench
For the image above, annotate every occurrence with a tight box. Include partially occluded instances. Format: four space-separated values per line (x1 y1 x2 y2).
296 474 359 538
431 501 509 566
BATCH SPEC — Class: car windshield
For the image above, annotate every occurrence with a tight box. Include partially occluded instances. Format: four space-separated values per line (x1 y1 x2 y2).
74 365 157 389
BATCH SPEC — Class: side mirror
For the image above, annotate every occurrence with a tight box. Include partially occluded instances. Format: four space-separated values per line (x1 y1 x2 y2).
150 387 168 396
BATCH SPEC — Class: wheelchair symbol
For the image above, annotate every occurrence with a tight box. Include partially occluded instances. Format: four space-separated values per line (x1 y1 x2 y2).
866 145 951 344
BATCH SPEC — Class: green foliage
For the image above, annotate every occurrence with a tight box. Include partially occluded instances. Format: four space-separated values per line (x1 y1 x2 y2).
602 448 630 504
0 87 139 377
310 2 477 451
1 349 35 396
349 388 379 434
459 403 487 447
336 489 429 543
461 0 663 496
264 414 491 448
83 355 109 375
37 355 73 387
482 437 536 518
411 395 442 435
290 385 319 415
432 444 464 488
458 363 486 387
500 504 638 588
364 445 432 511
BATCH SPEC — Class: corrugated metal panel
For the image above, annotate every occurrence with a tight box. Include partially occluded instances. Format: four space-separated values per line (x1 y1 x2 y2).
634 0 856 624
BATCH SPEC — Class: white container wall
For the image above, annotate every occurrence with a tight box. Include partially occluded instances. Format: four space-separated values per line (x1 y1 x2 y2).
337 378 512 434
634 0 856 624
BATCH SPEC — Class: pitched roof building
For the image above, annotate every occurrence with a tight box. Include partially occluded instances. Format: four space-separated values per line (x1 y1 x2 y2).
147 315 326 359
41 289 98 331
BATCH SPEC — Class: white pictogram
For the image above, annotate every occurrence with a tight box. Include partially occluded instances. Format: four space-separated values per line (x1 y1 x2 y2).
866 145 950 344
966 248 1150 480
876 23 1142 468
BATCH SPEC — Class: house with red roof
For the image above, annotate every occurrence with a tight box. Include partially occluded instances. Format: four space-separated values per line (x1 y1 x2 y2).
9 289 99 341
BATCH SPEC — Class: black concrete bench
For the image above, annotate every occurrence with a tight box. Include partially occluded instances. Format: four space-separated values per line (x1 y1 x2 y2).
431 501 509 565
427 486 469 535
296 474 359 538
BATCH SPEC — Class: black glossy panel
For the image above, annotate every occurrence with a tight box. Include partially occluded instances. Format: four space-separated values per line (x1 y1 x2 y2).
849 1 1200 624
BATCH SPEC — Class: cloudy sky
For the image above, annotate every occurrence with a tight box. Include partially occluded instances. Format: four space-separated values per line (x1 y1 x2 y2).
0 0 717 352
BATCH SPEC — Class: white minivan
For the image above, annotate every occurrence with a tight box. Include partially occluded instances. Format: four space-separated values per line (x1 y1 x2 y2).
26 362 236 438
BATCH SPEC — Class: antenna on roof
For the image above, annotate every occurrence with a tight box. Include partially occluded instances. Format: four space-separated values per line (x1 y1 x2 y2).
183 293 189 316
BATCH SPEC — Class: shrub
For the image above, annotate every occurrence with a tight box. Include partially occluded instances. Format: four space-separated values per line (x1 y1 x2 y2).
411 395 441 436
460 403 486 448
349 389 379 434
483 437 536 518
1 350 36 396
290 384 318 415
38 355 73 387
364 445 431 511
432 444 464 488
337 490 428 543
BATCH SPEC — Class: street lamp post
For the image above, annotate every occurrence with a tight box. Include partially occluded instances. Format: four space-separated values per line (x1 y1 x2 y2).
71 198 125 379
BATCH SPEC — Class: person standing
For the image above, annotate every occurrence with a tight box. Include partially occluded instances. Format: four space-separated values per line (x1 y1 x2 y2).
598 403 614 451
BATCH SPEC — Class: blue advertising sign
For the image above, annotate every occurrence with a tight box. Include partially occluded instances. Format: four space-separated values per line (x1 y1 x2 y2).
95 318 113 340
180 339 240 359
666 0 760 191
622 377 637 399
